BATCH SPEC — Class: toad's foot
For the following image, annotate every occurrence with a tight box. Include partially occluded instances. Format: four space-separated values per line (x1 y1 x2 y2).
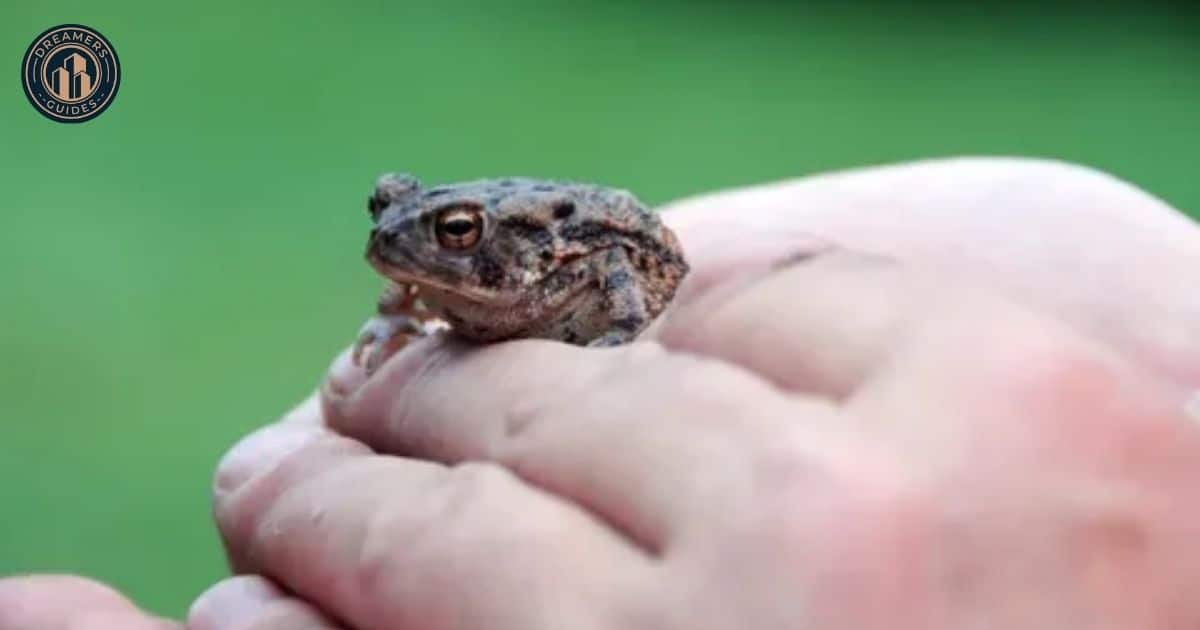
353 314 443 376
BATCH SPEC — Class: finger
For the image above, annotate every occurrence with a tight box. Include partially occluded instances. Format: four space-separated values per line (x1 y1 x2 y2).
189 576 343 630
658 240 1200 479
215 393 329 498
324 325 858 549
845 284 1200 483
323 336 615 461
659 158 1200 386
652 216 836 311
214 416 653 630
658 244 1200 426
658 249 923 399
0 574 179 630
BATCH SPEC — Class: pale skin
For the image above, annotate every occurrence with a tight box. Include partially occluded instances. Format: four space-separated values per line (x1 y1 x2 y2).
4 158 1200 629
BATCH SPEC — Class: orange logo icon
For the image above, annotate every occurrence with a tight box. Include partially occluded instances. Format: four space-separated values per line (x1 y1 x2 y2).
48 51 97 101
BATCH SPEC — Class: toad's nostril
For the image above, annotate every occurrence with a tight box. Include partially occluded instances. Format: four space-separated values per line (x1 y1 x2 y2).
376 228 397 245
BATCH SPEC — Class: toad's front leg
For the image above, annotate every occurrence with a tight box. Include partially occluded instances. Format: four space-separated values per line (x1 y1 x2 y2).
588 248 651 347
353 282 442 375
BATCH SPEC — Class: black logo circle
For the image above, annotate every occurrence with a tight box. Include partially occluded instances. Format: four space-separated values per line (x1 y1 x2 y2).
21 24 121 123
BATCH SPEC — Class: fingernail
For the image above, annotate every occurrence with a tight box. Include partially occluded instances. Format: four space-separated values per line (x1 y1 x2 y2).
328 334 455 407
214 423 325 495
188 576 283 630
322 337 448 412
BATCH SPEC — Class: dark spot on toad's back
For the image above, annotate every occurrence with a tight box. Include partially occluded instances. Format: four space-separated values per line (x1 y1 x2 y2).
611 315 643 332
500 215 548 233
499 216 553 248
552 201 575 220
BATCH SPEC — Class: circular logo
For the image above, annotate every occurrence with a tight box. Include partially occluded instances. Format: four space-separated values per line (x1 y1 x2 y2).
21 24 121 123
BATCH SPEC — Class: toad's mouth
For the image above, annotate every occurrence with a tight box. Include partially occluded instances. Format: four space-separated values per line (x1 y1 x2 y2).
368 248 600 312
367 250 508 306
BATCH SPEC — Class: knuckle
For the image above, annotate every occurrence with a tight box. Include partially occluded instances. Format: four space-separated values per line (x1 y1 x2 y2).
353 462 569 609
433 463 573 546
440 461 514 511
921 291 1118 403
1011 340 1112 398
966 311 1117 410
729 438 933 567
499 341 669 444
500 392 558 443
215 431 363 567
214 423 324 495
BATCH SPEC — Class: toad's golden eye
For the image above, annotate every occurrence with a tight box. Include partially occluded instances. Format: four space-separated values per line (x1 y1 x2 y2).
434 206 484 250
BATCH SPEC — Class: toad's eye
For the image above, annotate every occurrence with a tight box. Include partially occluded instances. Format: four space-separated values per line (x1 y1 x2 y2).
434 206 484 250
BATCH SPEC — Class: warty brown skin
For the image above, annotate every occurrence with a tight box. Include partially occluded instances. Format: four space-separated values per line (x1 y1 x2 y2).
353 172 688 373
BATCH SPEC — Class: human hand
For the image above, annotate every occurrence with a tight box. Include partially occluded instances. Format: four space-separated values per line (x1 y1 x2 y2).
0 574 179 630
192 158 1200 629
0 573 346 629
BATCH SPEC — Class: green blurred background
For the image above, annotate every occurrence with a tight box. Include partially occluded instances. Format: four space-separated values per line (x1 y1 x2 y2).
2 0 1197 616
